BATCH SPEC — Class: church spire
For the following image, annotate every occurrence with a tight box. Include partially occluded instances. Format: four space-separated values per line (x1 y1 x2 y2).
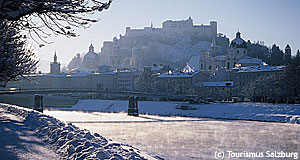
54 51 57 63
50 51 60 74
89 42 94 52
235 28 241 38
236 30 241 38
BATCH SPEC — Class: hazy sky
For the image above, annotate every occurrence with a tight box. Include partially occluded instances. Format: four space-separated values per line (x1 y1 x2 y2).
35 0 300 72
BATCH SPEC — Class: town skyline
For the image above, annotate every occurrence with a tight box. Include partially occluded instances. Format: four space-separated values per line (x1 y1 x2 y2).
34 0 300 72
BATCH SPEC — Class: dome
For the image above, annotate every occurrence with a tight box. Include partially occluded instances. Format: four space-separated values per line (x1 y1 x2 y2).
230 31 247 48
83 43 99 61
83 51 99 61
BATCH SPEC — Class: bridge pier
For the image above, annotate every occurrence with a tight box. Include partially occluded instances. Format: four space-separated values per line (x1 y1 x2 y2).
33 95 43 113
128 96 139 116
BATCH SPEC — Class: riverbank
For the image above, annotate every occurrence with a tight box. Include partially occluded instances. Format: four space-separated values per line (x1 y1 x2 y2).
66 100 300 124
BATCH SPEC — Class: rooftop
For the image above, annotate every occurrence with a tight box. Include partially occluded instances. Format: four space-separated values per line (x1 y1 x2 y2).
237 56 263 65
194 81 234 87
232 65 285 73
158 71 199 78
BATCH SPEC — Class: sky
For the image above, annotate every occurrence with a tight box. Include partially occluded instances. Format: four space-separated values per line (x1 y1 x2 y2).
34 0 300 72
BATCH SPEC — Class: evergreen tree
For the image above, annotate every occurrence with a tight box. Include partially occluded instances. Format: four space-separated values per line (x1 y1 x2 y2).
284 44 292 64
296 49 300 59
246 41 269 63
282 58 300 102
269 44 284 66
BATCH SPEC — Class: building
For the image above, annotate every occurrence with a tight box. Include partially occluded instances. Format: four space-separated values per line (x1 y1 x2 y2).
50 52 61 74
189 31 248 72
194 81 234 100
92 72 117 90
67 44 101 73
97 18 229 69
231 65 285 98
116 70 134 90
82 43 100 69
65 18 231 71
237 56 264 67
156 64 206 94
6 70 138 91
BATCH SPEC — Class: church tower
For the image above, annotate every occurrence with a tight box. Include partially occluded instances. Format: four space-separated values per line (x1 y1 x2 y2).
229 31 247 58
226 31 247 69
50 51 61 74
83 43 100 69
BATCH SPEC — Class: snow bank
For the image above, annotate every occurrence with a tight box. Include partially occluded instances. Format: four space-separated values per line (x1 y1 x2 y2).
0 103 154 160
69 100 300 124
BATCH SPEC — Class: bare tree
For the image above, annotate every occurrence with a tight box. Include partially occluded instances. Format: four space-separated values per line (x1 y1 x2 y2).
0 0 112 42
0 20 38 87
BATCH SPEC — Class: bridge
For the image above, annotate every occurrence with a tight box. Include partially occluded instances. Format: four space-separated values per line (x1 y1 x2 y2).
0 89 198 101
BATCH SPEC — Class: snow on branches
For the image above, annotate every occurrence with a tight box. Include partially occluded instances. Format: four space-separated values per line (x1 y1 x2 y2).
0 0 112 42
0 20 38 87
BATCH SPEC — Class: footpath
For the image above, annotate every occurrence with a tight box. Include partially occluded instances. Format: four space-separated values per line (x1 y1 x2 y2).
0 107 63 160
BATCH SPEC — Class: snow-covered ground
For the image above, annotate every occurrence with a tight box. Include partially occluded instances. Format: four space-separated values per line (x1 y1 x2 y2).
0 103 156 160
67 100 300 124
45 110 300 160
2 100 300 160
0 107 63 160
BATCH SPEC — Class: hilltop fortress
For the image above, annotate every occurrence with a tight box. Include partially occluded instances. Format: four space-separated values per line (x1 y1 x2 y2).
68 17 231 71
125 17 217 39
100 17 229 69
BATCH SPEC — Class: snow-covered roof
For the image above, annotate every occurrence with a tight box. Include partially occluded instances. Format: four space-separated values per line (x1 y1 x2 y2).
118 70 131 73
188 56 200 71
151 66 164 71
238 56 263 65
69 72 89 77
182 63 195 73
194 81 234 87
27 73 67 78
71 67 96 73
98 65 110 67
233 65 285 73
158 71 199 78
100 72 117 75
45 74 67 78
